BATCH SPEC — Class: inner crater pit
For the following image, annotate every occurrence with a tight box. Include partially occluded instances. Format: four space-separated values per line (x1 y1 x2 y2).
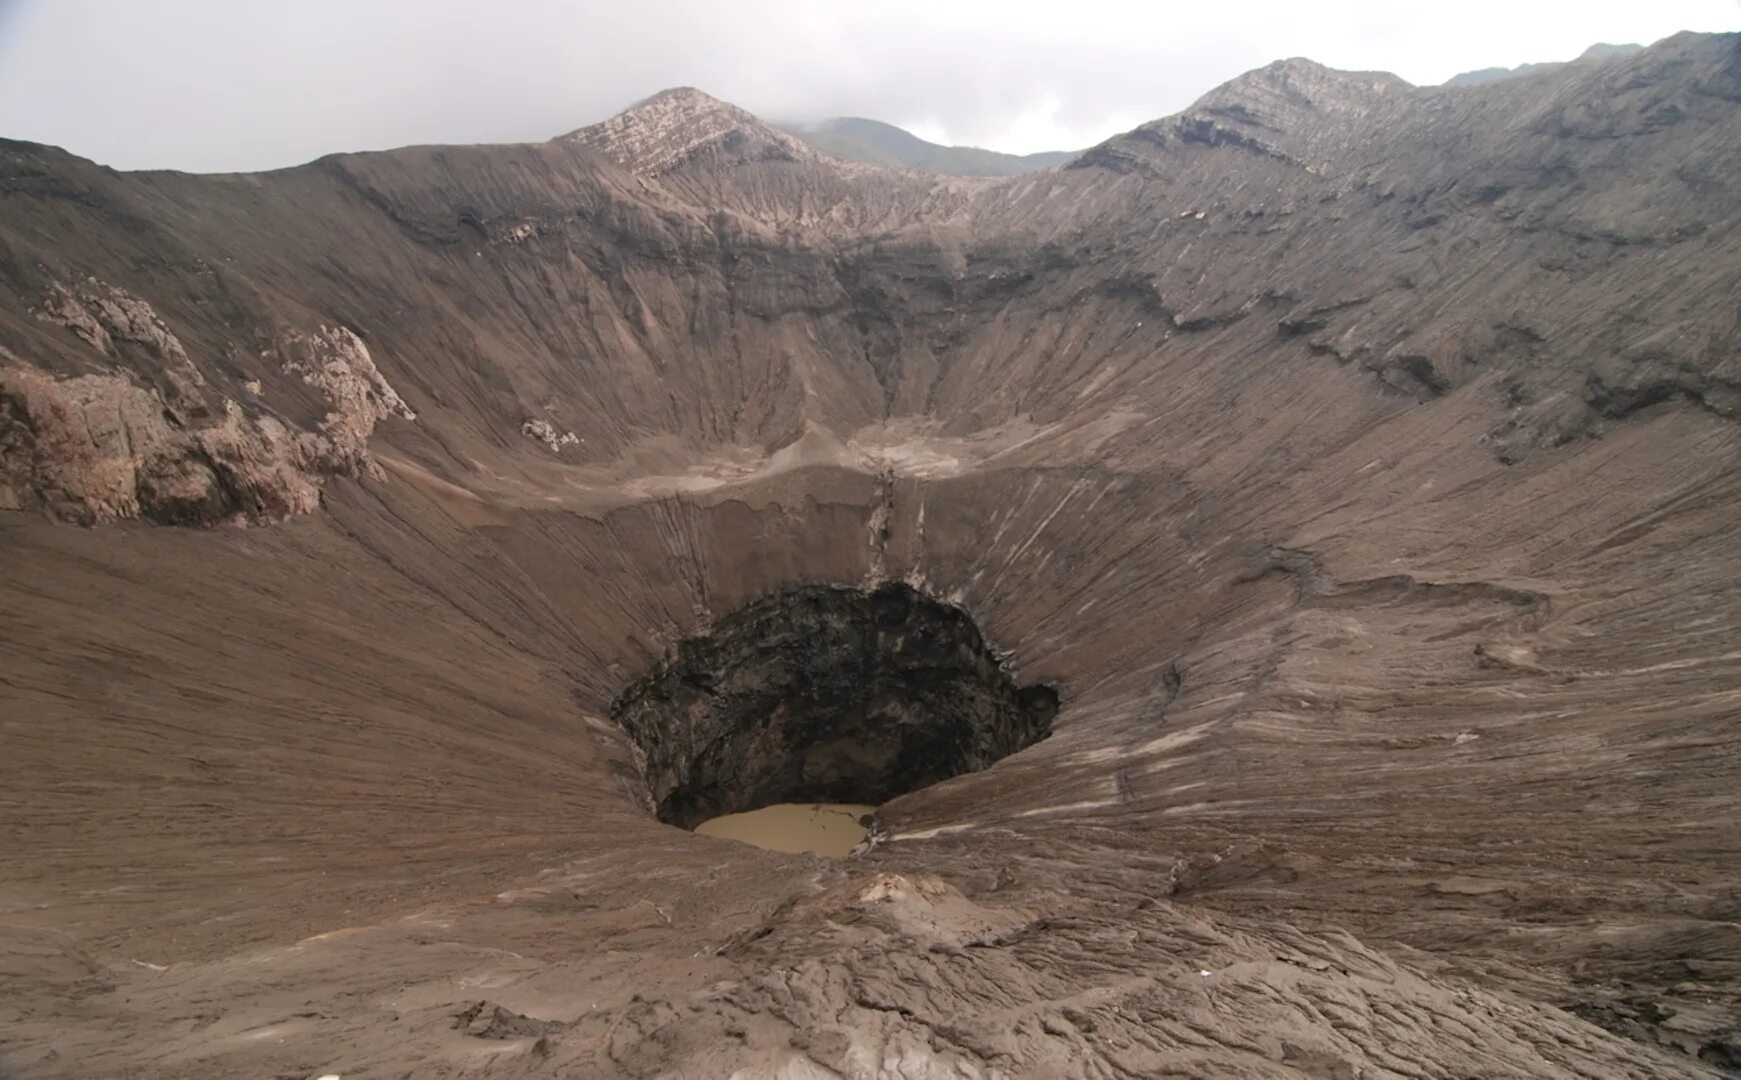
611 582 1059 835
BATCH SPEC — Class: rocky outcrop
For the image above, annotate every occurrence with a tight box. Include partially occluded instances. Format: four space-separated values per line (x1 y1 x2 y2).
4 284 414 524
272 324 416 476
0 363 320 524
35 279 207 407
1584 363 1741 421
562 86 830 176
1077 58 1406 173
521 417 578 452
277 325 414 429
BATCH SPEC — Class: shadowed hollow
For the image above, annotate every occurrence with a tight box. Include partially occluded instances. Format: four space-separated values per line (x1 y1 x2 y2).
611 582 1059 830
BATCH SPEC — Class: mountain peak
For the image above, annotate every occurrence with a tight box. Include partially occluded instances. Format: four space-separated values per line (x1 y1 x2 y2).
777 116 1077 177
1073 57 1409 173
1444 40 1644 87
562 86 823 177
1193 58 1411 121
1578 42 1644 62
628 86 727 111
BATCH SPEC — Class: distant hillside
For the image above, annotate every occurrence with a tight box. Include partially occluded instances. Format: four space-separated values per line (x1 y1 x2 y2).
1445 42 1643 87
779 116 1075 177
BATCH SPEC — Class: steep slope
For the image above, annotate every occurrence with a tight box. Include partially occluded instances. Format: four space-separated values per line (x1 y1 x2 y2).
1 31 1739 1080
780 115 1076 176
564 86 831 176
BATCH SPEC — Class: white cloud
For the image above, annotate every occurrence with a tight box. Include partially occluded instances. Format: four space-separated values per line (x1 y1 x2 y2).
0 0 1733 171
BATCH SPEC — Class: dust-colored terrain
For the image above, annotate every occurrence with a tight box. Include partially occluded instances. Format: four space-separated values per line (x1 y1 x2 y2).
2 33 1740 1079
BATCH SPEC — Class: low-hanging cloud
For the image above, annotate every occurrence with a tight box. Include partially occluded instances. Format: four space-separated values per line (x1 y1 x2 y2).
0 0 1734 172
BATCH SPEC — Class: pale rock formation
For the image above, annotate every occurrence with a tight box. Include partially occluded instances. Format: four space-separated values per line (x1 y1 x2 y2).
34 279 207 407
521 417 579 452
0 365 319 524
276 324 416 476
563 86 828 176
2 309 413 524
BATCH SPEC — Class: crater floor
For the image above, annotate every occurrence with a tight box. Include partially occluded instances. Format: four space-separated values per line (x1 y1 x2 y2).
693 803 876 857
2 33 1740 1080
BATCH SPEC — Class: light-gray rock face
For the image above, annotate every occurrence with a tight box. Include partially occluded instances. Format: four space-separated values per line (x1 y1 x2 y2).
3 281 413 523
563 86 829 176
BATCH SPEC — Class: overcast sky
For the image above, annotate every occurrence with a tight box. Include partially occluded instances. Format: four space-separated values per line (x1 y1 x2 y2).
0 0 1734 172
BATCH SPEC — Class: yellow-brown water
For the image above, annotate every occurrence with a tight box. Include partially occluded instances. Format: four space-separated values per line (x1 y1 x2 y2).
693 803 874 856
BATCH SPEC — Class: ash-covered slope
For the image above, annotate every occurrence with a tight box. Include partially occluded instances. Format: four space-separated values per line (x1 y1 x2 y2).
2 31 1740 1080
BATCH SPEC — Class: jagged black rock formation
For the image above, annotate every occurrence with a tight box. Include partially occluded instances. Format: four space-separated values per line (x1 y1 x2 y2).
613 582 1056 827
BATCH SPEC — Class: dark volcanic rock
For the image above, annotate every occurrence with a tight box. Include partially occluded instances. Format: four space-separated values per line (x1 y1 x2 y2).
613 582 1055 827
1 30 1739 1080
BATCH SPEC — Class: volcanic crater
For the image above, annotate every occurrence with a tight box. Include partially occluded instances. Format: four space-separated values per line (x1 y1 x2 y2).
2 33 1740 1080
612 581 1059 831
